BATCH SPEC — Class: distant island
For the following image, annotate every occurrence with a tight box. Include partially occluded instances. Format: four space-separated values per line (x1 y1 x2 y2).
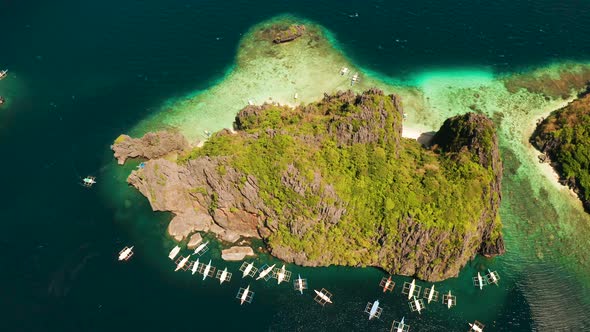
113 89 505 282
532 91 590 212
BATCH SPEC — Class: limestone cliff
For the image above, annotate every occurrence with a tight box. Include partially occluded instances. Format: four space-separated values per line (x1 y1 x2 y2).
114 89 504 281
531 92 590 212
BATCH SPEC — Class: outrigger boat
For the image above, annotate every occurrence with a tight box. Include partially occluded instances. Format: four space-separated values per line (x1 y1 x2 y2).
468 320 485 332
313 288 333 306
442 290 456 309
236 285 254 305
409 296 424 314
174 256 190 271
402 279 421 300
351 72 359 86
82 176 96 188
473 272 488 290
380 275 395 292
424 285 439 303
193 241 209 256
485 269 500 285
191 258 200 275
198 259 216 280
391 317 410 332
364 300 383 320
340 67 349 75
239 261 258 278
273 264 291 284
118 246 134 261
0 69 7 80
293 274 308 294
216 267 232 284
168 245 181 260
256 264 275 281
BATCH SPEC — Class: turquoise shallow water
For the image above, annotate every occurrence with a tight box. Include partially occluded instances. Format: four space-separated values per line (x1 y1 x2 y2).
2 0 590 331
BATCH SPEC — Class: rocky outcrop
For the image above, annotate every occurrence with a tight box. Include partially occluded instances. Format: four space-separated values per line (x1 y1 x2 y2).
112 131 189 165
221 246 255 261
531 93 590 212
187 233 203 249
127 157 259 242
273 25 305 44
432 113 506 257
116 89 504 281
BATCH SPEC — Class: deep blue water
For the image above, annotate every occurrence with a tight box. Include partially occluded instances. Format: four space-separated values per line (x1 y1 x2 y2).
2 0 590 331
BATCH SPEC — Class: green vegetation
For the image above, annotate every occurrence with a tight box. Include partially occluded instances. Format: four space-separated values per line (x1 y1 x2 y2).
114 135 127 144
180 90 501 268
532 94 590 207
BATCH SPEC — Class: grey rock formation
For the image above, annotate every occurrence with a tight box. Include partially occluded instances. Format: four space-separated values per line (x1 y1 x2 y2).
187 233 203 249
112 131 189 165
221 246 256 261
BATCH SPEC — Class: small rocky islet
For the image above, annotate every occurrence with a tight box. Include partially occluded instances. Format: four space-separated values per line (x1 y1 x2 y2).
113 88 505 282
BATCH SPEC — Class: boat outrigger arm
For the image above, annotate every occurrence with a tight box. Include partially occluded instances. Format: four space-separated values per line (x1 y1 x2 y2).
313 288 333 306
239 261 258 278
293 274 308 294
236 285 254 305
391 317 409 332
364 300 383 320
82 176 96 187
118 246 134 261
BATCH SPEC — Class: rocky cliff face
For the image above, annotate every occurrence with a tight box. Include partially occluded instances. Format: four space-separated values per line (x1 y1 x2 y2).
432 113 506 257
112 131 188 165
114 89 504 281
531 93 590 212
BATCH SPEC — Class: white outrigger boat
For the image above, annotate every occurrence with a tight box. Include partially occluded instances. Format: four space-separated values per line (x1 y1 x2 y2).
485 269 500 285
468 320 485 332
236 285 254 305
273 264 291 284
198 259 216 280
351 72 359 86
339 67 349 75
0 69 7 80
380 275 395 292
313 288 333 306
409 296 424 314
391 317 410 332
174 256 190 271
118 246 134 261
82 176 96 188
402 279 421 300
293 274 308 294
442 290 456 309
239 261 258 278
424 285 439 303
168 245 181 260
191 258 200 275
473 272 488 290
193 241 209 256
216 267 232 284
256 264 275 281
364 300 383 320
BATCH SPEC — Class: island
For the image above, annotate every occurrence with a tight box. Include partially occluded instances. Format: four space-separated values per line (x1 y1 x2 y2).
531 91 590 212
271 24 305 44
113 89 505 282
